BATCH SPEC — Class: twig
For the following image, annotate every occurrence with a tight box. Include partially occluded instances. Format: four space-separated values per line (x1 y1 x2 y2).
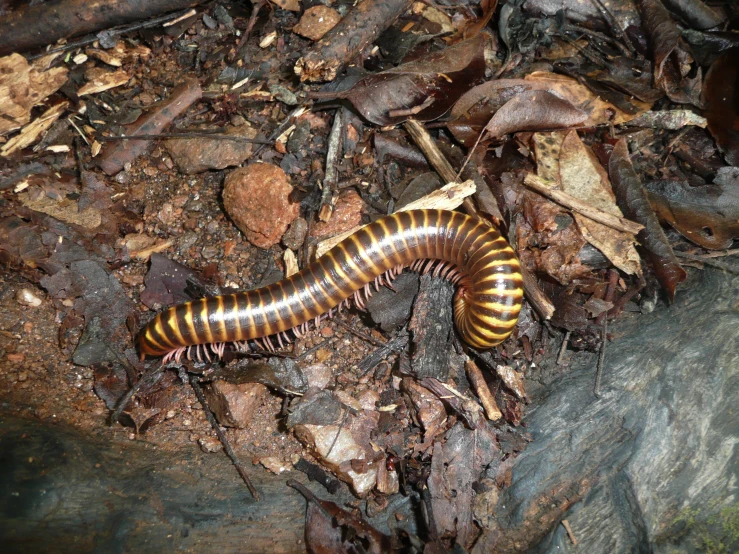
27 8 197 61
521 265 555 320
110 361 165 426
286 480 334 519
334 317 387 348
561 519 578 545
465 358 502 421
588 0 635 54
594 318 607 399
403 118 478 218
523 173 644 235
189 375 260 500
557 331 571 366
97 133 272 144
675 251 739 273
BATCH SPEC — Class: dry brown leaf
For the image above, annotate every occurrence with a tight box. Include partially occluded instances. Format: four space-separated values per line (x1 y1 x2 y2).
556 131 642 276
19 191 101 229
0 53 68 135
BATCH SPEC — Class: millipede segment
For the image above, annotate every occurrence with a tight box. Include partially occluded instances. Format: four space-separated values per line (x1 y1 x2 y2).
139 209 524 360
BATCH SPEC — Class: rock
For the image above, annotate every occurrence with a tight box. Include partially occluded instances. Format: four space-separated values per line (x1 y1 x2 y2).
203 381 268 428
293 409 381 496
223 164 300 248
310 190 365 239
293 6 341 41
488 269 739 553
301 363 334 390
282 217 308 250
164 125 258 174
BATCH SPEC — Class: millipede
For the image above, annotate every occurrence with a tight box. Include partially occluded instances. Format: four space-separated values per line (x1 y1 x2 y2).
138 209 524 362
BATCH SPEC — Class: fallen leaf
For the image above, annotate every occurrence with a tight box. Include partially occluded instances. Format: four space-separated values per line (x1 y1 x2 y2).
645 177 739 250
609 139 686 301
703 48 739 166
638 0 702 106
341 35 485 126
557 131 642 277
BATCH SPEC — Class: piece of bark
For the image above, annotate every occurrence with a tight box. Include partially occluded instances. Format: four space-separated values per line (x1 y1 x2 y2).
0 0 204 56
408 275 455 381
295 0 413 82
98 79 202 175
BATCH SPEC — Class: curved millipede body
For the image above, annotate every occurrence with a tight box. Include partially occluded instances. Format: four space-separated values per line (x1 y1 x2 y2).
138 209 523 360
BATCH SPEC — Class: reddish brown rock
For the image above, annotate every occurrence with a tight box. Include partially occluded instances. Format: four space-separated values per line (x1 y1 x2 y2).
164 125 258 174
223 164 300 248
293 6 341 41
203 381 268 428
310 190 365 239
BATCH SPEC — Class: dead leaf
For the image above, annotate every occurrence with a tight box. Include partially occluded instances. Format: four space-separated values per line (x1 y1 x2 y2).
0 53 68 135
340 35 486 126
288 480 391 554
704 48 739 166
645 178 739 250
609 138 686 301
19 190 101 230
557 131 642 277
448 72 652 146
484 90 588 138
638 0 702 106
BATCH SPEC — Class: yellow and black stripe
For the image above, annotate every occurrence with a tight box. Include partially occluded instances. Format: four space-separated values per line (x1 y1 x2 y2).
138 209 523 358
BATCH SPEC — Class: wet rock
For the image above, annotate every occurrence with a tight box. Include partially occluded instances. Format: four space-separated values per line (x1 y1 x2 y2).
203 381 268 429
293 6 342 41
310 190 365 239
164 125 258 174
223 163 300 248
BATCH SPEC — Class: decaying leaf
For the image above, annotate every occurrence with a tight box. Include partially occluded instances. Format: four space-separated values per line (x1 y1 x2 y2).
645 176 739 250
340 35 485 126
448 72 652 146
534 131 642 277
638 0 702 106
483 90 588 139
289 480 392 554
703 48 739 166
609 139 686 301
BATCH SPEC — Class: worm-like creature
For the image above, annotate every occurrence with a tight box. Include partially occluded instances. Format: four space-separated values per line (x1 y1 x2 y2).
138 209 523 361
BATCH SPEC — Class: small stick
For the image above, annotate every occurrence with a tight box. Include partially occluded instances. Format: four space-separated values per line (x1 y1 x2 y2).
189 375 260 500
594 317 608 399
110 361 165 426
523 174 644 235
561 519 578 545
465 359 502 421
557 331 571 366
675 251 739 274
97 133 272 144
403 118 479 218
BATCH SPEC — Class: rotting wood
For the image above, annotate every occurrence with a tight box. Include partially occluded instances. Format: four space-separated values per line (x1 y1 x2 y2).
295 0 413 82
0 0 204 56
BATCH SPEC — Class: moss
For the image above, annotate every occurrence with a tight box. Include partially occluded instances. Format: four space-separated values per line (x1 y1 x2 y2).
668 503 739 554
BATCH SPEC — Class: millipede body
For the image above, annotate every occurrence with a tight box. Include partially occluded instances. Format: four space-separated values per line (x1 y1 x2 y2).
139 209 523 360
